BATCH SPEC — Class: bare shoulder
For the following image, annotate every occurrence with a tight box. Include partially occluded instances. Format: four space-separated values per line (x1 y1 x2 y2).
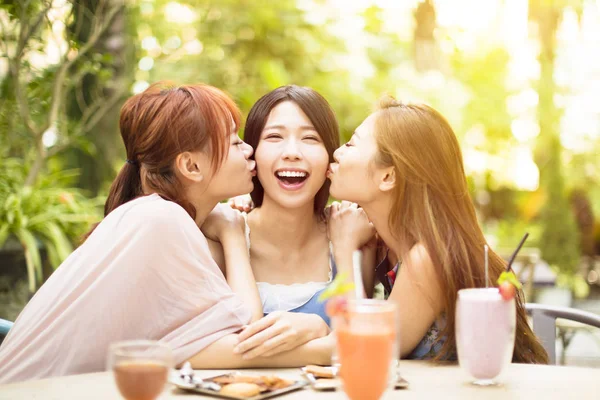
405 243 435 273
403 243 444 309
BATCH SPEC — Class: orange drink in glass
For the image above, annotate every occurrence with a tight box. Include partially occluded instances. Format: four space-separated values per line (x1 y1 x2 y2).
333 299 398 400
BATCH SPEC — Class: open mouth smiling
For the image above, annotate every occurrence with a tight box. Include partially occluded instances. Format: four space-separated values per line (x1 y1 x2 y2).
275 169 309 190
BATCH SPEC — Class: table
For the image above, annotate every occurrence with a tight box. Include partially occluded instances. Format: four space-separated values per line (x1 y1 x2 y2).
1 361 598 400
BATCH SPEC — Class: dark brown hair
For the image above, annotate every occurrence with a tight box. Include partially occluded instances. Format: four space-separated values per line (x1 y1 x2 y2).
104 81 241 219
244 85 340 217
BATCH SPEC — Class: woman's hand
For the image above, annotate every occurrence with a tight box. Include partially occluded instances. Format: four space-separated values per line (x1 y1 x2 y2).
200 203 245 243
328 201 377 281
228 194 254 213
327 201 376 252
234 312 329 359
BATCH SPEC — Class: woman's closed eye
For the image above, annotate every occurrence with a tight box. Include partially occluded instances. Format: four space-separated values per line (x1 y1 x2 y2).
264 133 283 140
303 135 321 142
345 134 357 147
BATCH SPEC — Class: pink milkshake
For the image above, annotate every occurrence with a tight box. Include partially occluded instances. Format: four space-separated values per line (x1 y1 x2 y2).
456 288 516 385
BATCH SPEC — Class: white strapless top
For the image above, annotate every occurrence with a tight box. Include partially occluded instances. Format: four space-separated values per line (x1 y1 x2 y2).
242 214 332 314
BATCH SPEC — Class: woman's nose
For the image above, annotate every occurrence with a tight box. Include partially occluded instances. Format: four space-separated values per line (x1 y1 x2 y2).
281 138 302 161
333 146 343 162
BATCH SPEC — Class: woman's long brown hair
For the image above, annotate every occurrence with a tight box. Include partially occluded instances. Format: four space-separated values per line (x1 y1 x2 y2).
373 96 548 364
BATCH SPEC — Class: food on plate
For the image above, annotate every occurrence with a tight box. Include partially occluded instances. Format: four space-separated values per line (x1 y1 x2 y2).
212 373 294 396
219 382 262 397
304 365 335 379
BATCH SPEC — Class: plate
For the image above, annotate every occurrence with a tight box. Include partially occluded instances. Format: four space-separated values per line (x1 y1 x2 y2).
300 366 409 391
170 371 308 400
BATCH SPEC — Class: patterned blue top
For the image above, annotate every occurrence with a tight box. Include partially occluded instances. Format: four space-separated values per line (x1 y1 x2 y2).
407 318 447 359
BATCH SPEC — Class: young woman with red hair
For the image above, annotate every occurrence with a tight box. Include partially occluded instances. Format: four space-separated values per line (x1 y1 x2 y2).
0 82 332 384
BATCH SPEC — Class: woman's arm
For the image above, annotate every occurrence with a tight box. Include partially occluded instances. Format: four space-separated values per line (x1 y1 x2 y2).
206 239 226 276
201 204 262 322
187 332 333 369
332 243 442 357
387 244 444 357
328 202 444 357
220 230 263 322
360 237 378 298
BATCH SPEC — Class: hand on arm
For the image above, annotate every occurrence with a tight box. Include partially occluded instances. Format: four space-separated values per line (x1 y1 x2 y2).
327 201 376 297
186 332 333 369
233 311 330 359
201 204 262 322
228 194 254 213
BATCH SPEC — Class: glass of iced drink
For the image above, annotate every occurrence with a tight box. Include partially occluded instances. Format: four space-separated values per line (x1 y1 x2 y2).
333 299 398 400
107 340 173 400
456 288 516 386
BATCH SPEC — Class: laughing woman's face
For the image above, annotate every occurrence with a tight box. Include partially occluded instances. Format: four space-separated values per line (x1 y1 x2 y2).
254 101 329 210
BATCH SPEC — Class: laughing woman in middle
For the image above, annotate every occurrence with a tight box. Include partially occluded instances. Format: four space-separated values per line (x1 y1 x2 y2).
208 86 341 360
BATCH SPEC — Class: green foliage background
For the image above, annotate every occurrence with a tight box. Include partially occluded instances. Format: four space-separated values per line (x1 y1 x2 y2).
1 0 600 308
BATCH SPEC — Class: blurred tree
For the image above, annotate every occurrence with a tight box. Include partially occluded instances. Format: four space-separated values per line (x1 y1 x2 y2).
0 0 126 186
413 0 438 71
529 0 582 275
0 0 123 291
566 151 599 260
362 5 411 94
65 0 135 194
570 189 595 260
452 48 513 150
138 0 351 132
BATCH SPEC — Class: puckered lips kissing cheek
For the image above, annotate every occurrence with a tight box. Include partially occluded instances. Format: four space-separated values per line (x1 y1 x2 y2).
248 159 257 177
326 162 338 180
274 167 309 191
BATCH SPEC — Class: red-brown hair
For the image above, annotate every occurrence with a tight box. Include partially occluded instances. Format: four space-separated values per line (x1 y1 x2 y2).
104 81 241 219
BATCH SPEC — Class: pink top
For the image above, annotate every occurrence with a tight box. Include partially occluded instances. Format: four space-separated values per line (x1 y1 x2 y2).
0 194 251 384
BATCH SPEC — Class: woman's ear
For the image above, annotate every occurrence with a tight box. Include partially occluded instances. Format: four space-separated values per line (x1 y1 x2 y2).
378 167 396 192
175 152 205 183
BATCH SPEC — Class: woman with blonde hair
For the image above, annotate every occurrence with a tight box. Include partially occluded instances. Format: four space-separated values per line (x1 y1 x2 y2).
327 96 548 363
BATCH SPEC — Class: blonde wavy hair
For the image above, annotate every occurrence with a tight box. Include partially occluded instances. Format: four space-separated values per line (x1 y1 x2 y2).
373 96 548 363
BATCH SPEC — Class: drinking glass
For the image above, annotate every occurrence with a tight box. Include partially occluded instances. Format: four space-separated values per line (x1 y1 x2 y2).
334 299 398 400
107 340 174 400
456 288 516 386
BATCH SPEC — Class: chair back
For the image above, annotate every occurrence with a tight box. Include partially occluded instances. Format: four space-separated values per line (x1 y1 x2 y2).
526 303 600 364
0 318 13 345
